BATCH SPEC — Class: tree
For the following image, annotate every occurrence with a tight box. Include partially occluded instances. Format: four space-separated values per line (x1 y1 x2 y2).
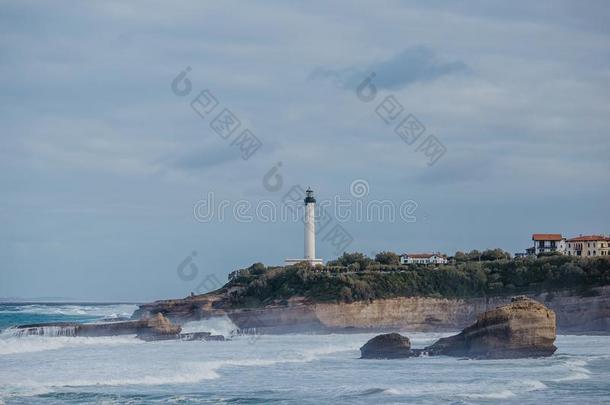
480 248 511 261
375 251 401 266
249 262 267 275
467 250 482 261
454 251 468 263
339 286 353 303
333 252 373 269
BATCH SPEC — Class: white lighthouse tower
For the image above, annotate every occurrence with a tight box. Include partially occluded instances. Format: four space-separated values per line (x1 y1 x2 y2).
285 187 323 266
304 188 317 261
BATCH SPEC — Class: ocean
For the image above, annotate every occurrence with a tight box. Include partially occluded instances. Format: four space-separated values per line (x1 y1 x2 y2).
0 303 609 404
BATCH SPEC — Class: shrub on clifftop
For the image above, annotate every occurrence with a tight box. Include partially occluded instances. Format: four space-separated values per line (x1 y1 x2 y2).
223 256 610 307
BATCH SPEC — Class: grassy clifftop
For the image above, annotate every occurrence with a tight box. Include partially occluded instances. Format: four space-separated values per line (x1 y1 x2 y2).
222 255 610 308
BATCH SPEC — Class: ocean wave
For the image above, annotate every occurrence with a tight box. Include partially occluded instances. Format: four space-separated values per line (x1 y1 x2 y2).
2 354 325 393
180 316 238 337
343 387 389 397
0 364 221 397
0 304 138 318
0 384 54 405
338 376 548 401
553 358 592 381
523 379 548 391
62 367 220 387
456 378 546 400
0 335 142 355
466 389 516 399
1 340 357 396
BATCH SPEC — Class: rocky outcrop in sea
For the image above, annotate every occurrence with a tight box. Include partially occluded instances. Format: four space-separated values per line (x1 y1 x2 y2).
425 296 557 359
14 313 182 341
360 333 416 359
359 297 557 360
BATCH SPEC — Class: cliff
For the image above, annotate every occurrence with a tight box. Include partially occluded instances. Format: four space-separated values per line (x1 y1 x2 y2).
134 286 610 334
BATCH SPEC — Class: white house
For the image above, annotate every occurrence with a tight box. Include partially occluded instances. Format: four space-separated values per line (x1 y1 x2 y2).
400 253 448 265
531 234 566 255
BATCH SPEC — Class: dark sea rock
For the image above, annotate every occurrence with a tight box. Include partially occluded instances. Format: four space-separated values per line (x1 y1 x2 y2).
425 296 557 359
180 332 226 341
181 331 212 340
206 334 226 341
360 333 417 359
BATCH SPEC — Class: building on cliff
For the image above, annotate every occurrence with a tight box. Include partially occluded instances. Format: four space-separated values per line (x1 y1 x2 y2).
565 235 610 257
400 253 448 265
521 233 610 257
531 234 566 255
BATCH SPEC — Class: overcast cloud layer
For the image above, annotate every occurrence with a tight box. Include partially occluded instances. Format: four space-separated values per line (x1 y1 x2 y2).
1 1 609 301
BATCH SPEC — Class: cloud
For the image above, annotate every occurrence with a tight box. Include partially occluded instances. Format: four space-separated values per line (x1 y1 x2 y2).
414 153 493 186
161 145 242 172
310 46 470 90
1 1 610 300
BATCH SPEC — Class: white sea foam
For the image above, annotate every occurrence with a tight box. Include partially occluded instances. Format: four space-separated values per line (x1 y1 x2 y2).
467 389 516 399
0 335 142 355
2 325 78 338
55 366 221 387
553 358 592 381
522 379 548 391
0 365 221 397
450 377 547 400
1 351 340 393
382 388 401 395
180 316 239 337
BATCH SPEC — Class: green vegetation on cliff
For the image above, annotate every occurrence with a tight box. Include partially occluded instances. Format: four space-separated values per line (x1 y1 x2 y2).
223 253 610 307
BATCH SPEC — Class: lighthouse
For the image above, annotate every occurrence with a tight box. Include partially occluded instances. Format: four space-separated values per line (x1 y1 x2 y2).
304 188 316 261
285 187 324 266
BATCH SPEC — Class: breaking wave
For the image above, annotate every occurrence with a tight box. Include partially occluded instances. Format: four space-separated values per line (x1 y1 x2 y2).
2 325 78 338
553 358 592 381
0 304 137 318
180 316 238 337
0 335 142 355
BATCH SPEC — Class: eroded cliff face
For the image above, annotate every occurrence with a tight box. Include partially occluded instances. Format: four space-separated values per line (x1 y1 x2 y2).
311 297 480 332
135 286 610 333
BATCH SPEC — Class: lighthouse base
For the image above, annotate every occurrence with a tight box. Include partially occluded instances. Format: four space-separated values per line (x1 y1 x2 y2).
284 258 324 267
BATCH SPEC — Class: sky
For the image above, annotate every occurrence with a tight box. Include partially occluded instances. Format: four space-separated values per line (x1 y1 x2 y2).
1 0 609 301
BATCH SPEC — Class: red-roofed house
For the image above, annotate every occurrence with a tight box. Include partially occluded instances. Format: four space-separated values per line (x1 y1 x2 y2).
565 235 610 257
400 253 448 265
531 234 565 255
